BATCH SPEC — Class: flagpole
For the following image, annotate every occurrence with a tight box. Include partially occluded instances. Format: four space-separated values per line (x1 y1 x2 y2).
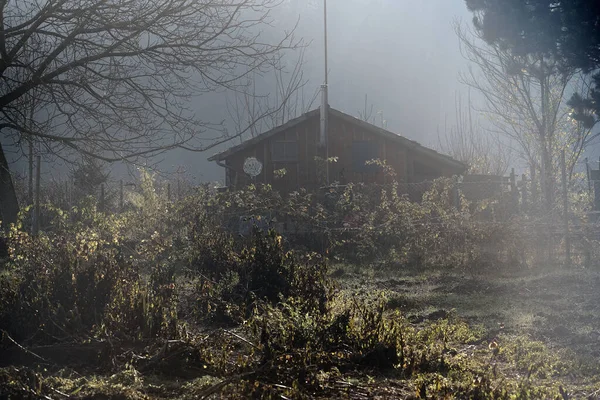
324 0 328 86
323 0 329 185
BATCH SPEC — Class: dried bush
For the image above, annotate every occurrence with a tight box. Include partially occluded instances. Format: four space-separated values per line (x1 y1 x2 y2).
187 228 334 323
0 205 178 344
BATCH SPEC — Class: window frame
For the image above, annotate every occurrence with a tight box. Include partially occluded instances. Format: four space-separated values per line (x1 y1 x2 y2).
271 131 298 162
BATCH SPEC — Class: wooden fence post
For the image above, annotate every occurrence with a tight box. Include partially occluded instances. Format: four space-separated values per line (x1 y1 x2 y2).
64 180 69 209
510 168 518 210
28 140 33 205
452 176 460 209
585 157 592 203
583 159 592 264
33 155 41 236
529 164 537 208
521 174 528 212
99 183 105 212
119 179 124 212
561 150 571 267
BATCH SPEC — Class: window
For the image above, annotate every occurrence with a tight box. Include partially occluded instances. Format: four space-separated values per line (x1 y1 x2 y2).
271 131 298 162
352 141 379 172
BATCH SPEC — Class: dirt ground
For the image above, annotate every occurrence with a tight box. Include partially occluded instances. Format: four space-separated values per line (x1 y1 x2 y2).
339 263 600 363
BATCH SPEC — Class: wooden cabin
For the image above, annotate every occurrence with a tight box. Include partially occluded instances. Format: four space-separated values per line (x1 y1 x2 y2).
209 107 466 192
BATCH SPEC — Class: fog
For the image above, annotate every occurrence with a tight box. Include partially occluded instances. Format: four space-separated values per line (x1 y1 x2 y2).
190 0 474 183
6 0 475 184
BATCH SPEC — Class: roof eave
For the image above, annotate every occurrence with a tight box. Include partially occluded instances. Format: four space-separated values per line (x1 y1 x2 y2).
328 109 467 172
209 107 466 172
208 109 320 162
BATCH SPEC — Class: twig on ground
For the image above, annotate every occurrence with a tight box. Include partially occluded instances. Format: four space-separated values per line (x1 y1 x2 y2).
50 386 71 398
199 374 251 399
589 388 600 398
273 383 293 400
198 334 211 343
199 378 233 399
223 329 259 349
22 386 53 400
2 330 49 363
273 383 293 390
199 365 267 399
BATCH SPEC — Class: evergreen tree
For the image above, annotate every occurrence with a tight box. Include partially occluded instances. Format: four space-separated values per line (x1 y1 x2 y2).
465 0 600 126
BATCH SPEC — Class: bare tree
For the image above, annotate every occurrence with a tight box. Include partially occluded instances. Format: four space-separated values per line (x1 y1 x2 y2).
438 92 511 176
456 21 597 209
271 48 309 127
226 46 310 142
356 94 386 128
0 0 301 227
357 94 374 124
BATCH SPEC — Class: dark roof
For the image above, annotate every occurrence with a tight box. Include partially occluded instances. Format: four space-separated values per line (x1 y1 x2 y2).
208 108 319 162
208 107 467 171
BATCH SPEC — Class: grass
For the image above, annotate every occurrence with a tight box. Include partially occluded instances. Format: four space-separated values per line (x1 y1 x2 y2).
334 263 600 397
3 262 600 398
339 264 600 360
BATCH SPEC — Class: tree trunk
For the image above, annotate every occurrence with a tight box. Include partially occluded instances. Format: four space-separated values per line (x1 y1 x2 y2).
541 146 554 210
0 140 19 231
28 139 33 205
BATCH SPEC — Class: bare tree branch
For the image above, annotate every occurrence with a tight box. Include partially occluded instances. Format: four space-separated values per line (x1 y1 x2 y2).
1 0 303 163
455 20 592 208
0 0 303 227
437 91 511 176
226 43 309 142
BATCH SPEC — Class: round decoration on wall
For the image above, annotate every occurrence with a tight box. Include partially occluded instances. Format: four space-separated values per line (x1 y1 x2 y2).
243 157 263 177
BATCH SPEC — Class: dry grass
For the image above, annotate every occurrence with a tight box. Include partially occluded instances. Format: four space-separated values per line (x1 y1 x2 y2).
339 264 600 362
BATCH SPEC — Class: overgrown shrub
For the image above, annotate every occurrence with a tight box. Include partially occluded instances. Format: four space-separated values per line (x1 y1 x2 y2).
238 295 484 397
144 177 534 273
0 172 594 399
0 205 178 344
322 178 527 271
189 229 334 323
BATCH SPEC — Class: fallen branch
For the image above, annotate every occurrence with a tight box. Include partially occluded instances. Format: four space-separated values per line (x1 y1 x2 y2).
138 340 189 373
222 329 259 349
50 386 71 398
199 365 268 399
2 330 49 363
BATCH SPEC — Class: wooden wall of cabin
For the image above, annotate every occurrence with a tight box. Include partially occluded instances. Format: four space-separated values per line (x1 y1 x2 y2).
410 151 460 182
266 117 321 192
223 112 460 190
324 115 460 184
224 117 321 191
326 114 408 184
225 142 267 188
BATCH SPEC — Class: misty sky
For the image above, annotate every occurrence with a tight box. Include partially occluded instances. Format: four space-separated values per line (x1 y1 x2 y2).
194 0 476 183
6 0 480 184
